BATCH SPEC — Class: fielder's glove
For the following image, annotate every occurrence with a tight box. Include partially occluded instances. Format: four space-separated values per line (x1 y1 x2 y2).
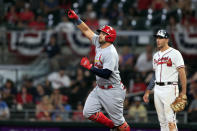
170 94 187 112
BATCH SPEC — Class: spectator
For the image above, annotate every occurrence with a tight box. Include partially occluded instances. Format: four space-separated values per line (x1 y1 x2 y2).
69 67 92 107
127 6 138 22
181 11 197 32
48 68 71 91
55 16 75 33
36 95 53 121
72 101 85 121
51 91 64 121
98 7 109 27
129 73 147 94
52 95 71 121
24 78 37 97
18 3 35 23
190 72 197 83
62 95 72 120
16 86 33 110
109 2 120 25
119 46 135 87
98 7 108 19
35 84 46 104
0 93 10 120
124 97 130 111
119 45 135 69
128 96 148 122
5 5 19 25
135 44 154 78
71 67 85 87
43 79 53 95
85 12 99 31
16 19 26 30
28 15 46 30
45 35 60 58
167 16 178 32
188 80 197 122
0 79 17 108
83 3 96 20
44 35 61 70
69 85 81 108
50 88 63 105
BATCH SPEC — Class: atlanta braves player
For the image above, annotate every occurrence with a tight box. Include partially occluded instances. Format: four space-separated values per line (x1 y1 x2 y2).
67 9 130 131
143 29 187 131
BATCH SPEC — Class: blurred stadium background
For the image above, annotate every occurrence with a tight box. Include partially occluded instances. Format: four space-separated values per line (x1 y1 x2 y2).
0 0 197 130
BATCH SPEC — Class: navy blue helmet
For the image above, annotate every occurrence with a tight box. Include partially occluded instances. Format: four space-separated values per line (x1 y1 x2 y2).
154 29 169 39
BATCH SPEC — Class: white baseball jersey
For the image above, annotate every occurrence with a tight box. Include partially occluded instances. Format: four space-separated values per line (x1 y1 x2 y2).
153 47 184 82
153 47 185 130
83 34 126 126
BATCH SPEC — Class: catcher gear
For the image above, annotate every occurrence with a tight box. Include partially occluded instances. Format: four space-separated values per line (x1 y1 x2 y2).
170 94 187 112
97 25 116 43
67 9 79 20
80 57 92 70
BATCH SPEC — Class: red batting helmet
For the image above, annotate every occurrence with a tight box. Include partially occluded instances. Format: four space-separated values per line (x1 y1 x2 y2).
97 25 116 43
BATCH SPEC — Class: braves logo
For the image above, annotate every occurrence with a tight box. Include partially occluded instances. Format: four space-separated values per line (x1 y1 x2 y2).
154 57 172 67
166 58 172 66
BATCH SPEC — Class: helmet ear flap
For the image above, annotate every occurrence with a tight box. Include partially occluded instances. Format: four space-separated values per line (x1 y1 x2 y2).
105 34 116 43
105 35 111 42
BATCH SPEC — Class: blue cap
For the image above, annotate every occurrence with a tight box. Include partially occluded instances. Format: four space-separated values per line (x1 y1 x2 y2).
154 29 169 39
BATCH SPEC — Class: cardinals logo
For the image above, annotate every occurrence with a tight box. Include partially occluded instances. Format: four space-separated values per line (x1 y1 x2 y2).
167 58 172 67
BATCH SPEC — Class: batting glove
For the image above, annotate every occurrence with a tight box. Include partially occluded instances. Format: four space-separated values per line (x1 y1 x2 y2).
80 57 93 70
67 9 79 20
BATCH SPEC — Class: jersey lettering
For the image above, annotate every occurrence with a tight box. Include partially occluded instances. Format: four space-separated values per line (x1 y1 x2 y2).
154 57 172 66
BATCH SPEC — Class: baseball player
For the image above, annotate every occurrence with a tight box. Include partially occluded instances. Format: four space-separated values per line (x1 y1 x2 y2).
66 9 130 131
143 29 187 131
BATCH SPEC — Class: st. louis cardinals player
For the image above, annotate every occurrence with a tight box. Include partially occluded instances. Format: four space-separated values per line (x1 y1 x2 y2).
67 9 130 131
143 29 187 131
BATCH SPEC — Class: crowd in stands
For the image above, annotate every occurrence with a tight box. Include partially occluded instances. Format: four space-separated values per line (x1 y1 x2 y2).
0 0 197 123
0 66 94 121
0 0 197 30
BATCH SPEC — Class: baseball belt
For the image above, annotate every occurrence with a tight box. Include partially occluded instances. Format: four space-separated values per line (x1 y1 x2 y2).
156 82 178 86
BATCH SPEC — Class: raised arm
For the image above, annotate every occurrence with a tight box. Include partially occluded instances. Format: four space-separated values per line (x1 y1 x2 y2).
67 9 95 41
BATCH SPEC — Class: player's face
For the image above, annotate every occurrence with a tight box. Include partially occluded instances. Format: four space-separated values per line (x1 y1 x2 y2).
156 37 169 49
99 31 108 43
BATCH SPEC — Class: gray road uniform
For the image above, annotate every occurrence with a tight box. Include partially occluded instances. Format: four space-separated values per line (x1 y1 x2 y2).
83 34 126 126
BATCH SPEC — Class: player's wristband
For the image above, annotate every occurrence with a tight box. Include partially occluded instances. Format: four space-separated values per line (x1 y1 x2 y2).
147 72 155 90
76 18 82 25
